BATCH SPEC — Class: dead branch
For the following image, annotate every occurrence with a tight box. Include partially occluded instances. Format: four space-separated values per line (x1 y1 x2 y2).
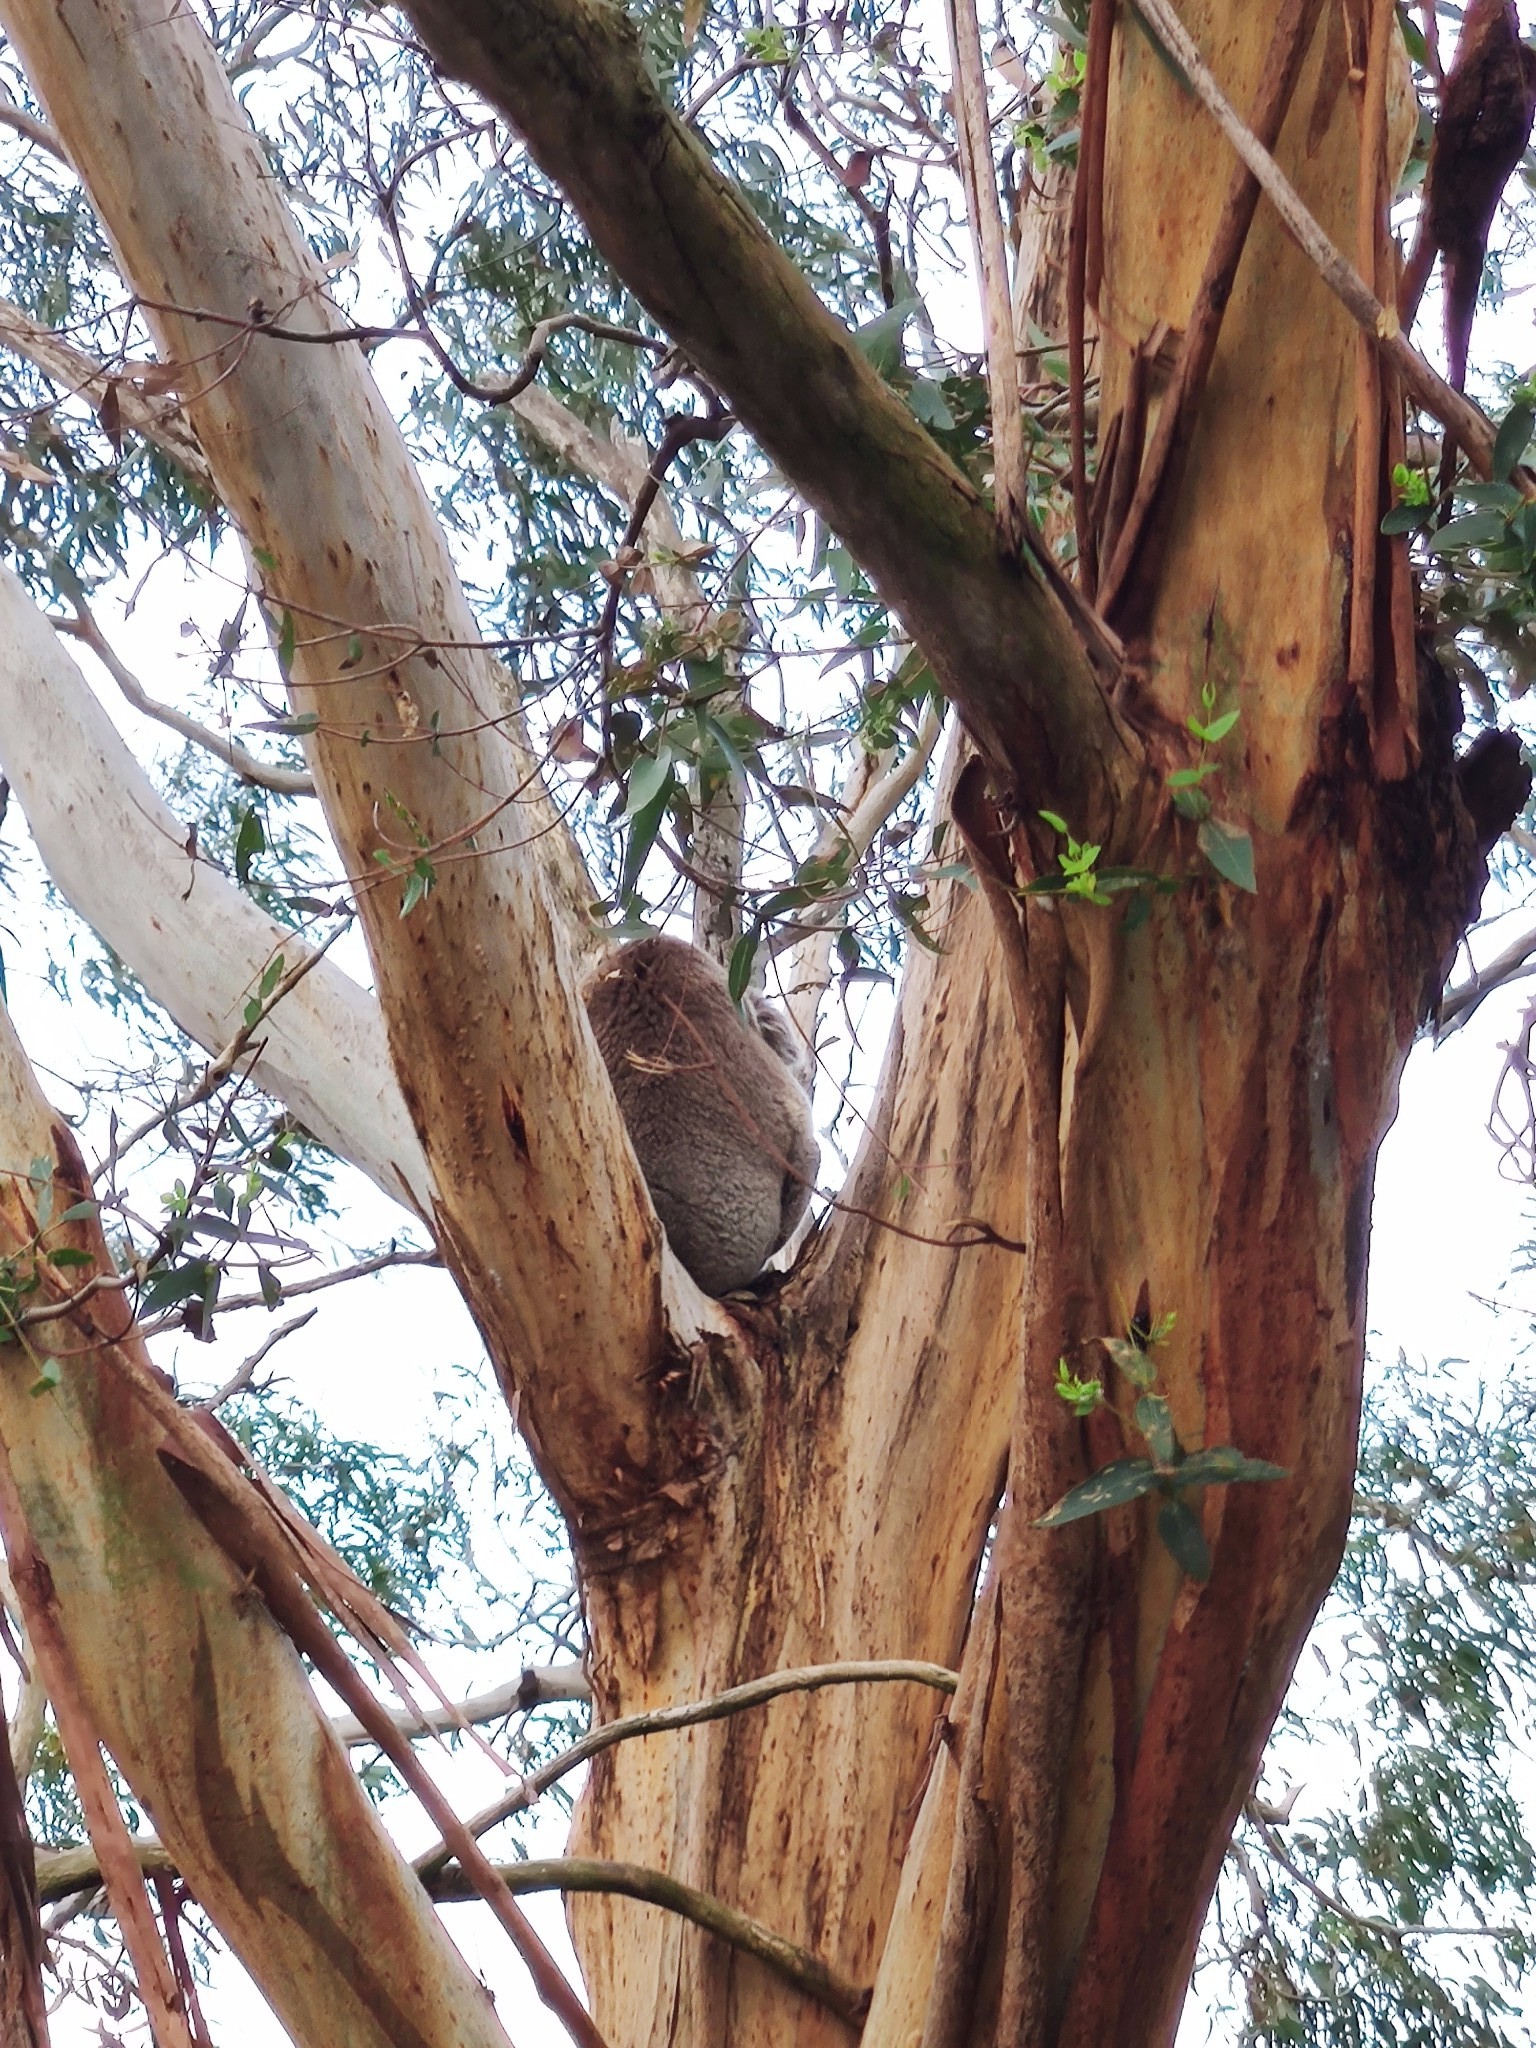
331 1662 591 1745
0 297 211 484
418 1658 959 1873
36 1843 871 2028
1438 921 1536 1033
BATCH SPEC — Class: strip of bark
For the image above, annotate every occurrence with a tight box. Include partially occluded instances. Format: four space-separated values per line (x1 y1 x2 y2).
1068 0 1115 595
1127 0 1510 484
1096 0 1325 627
944 0 1027 549
393 0 1131 824
0 1675 47 2048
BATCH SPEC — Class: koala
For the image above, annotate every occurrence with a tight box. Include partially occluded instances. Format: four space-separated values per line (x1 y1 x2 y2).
582 935 819 1295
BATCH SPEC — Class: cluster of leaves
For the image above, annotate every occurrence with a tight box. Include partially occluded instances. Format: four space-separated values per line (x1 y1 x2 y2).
1200 1353 1536 2045
1044 1310 1286 1581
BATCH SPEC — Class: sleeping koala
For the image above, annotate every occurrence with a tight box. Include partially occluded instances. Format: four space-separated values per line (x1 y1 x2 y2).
583 935 818 1294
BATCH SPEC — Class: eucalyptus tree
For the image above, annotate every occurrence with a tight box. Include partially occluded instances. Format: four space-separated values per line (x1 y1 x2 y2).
0 1 1529 2046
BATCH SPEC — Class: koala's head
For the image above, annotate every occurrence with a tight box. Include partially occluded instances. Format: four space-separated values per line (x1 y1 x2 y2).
743 987 814 1095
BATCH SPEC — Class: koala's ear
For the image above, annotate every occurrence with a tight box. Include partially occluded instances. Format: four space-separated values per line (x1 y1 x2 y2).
745 991 813 1091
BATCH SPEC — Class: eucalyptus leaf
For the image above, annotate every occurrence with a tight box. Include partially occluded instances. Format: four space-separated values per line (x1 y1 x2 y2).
1198 818 1257 893
1157 1496 1212 1582
1178 1445 1290 1487
1036 1458 1158 1527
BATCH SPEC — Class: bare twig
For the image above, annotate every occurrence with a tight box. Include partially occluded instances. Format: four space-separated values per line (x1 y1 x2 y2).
195 1309 317 1409
104 923 349 1174
1438 922 1536 1034
416 1658 958 1873
56 597 315 796
0 93 68 165
1127 0 1512 487
944 0 1027 548
780 697 946 1043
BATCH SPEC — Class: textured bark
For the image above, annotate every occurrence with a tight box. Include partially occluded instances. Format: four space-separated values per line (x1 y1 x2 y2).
0 3 1515 2048
0 1008 516 2048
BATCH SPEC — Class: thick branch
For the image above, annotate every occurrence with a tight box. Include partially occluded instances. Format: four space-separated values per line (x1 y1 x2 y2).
0 295 211 486
0 564 432 1213
394 0 1131 824
330 1662 590 1745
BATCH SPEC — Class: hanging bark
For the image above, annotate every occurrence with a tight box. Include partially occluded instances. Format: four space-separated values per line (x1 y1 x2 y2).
0 1005 518 2048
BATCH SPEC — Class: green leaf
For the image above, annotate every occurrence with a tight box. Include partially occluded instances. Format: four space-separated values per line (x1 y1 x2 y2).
1198 818 1257 893
1157 1496 1211 1581
1380 500 1430 535
1493 401 1534 481
1103 1334 1156 1389
728 930 759 1005
277 608 296 679
29 1356 61 1398
57 1201 96 1225
1429 510 1511 553
44 1246 92 1268
852 298 919 378
1135 1393 1178 1467
1178 1444 1290 1488
1038 809 1069 835
1036 1458 1158 1527
1167 763 1217 789
234 802 264 884
908 377 956 431
1188 706 1240 745
624 750 672 818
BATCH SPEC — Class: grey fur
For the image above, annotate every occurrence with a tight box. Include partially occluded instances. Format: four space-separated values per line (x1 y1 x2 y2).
583 935 819 1294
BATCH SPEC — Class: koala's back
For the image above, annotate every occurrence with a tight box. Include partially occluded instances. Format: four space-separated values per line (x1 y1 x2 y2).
583 936 818 1294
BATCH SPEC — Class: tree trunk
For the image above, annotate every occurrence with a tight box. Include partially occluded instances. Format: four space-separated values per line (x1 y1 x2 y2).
0 3 1514 2047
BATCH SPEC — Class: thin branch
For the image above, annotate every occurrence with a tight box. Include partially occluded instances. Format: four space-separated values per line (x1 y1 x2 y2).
417 1658 958 1873
56 597 315 796
194 1308 317 1410
331 1663 591 1745
1437 922 1536 1034
1245 1809 1522 1942
137 1242 440 1333
0 93 68 165
35 1845 871 2028
1128 0 1512 487
103 921 350 1175
781 698 946 1044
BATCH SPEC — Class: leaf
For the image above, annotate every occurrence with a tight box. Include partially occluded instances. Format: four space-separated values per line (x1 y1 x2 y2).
624 750 672 818
1038 809 1069 835
728 930 759 1005
29 1357 61 1399
44 1246 93 1269
852 298 919 378
234 805 265 886
1036 1458 1158 1527
1102 1334 1156 1389
1429 510 1510 553
1493 401 1534 481
909 377 956 431
1380 500 1430 535
1157 1496 1211 1582
1135 1392 1178 1467
1189 706 1240 744
57 1201 97 1224
1198 818 1257 893
1178 1444 1290 1488
277 608 296 679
